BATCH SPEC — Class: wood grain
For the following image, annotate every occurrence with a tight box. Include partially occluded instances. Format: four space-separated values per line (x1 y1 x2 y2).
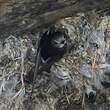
0 0 110 37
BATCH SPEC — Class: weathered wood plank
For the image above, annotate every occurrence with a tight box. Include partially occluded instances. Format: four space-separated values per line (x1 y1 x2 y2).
0 0 110 37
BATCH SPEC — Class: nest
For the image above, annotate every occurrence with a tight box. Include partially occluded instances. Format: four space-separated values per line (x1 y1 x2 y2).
0 12 110 110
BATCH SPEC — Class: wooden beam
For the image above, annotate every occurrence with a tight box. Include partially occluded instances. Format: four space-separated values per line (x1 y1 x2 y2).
0 0 110 37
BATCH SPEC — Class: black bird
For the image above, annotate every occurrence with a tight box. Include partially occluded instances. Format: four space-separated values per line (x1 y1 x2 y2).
37 27 68 73
25 27 68 82
40 28 67 60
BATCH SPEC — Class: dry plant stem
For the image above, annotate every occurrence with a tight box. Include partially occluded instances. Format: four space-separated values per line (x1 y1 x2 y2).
30 37 41 97
91 49 97 79
11 42 25 101
11 87 25 100
21 43 24 87
82 79 86 110
64 87 70 104
82 91 85 110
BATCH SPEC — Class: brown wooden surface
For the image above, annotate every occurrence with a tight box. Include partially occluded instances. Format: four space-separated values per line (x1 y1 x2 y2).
0 0 110 37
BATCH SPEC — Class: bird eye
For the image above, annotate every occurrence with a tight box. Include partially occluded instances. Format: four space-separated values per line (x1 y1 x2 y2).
61 40 65 44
